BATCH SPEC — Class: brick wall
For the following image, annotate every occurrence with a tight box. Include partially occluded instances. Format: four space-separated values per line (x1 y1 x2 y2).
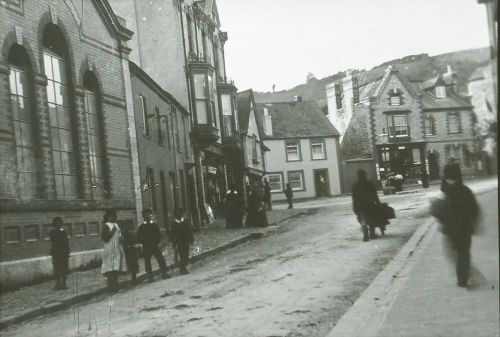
0 0 135 262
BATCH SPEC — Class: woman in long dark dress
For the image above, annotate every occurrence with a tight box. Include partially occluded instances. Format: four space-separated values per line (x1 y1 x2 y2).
225 186 243 228
245 184 268 228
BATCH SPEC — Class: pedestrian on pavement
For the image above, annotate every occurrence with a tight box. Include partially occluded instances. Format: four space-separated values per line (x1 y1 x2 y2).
245 183 268 228
122 222 140 284
284 183 293 209
432 163 479 287
225 185 243 228
263 178 272 210
171 208 194 275
101 209 126 292
50 217 70 291
352 169 381 241
137 209 170 282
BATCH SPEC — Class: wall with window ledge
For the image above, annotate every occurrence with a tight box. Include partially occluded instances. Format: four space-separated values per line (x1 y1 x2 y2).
263 137 341 201
0 0 136 274
423 109 476 142
425 140 477 178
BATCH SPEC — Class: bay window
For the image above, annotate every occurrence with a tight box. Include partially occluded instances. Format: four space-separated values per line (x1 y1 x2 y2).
221 93 233 136
193 73 209 124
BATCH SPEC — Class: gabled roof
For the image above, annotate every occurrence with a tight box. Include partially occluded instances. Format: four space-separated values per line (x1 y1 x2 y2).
236 89 254 134
373 65 419 98
255 101 340 140
94 0 134 42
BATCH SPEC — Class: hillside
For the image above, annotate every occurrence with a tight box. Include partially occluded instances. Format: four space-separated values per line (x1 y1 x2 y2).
254 47 490 109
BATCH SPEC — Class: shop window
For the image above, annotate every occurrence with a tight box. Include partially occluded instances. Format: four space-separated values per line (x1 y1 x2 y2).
8 44 38 199
24 225 39 242
74 222 87 237
425 114 436 136
387 114 409 138
84 71 106 198
311 140 326 160
285 140 301 161
447 112 461 134
88 221 99 236
267 173 283 192
287 171 305 191
4 226 20 244
43 24 77 198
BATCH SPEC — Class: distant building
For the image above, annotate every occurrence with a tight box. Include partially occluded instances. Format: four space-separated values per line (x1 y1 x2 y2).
129 62 194 227
0 0 137 286
257 98 342 201
237 90 268 194
327 65 479 187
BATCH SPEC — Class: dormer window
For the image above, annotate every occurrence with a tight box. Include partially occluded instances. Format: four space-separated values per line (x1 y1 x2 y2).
435 85 446 99
389 88 402 106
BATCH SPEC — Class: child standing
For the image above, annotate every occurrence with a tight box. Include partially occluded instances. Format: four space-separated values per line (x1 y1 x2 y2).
137 209 170 282
171 208 194 275
50 217 70 290
122 223 140 284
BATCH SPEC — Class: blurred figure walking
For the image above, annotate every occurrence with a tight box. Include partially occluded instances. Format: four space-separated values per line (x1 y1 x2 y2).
284 183 294 209
352 169 380 242
431 163 479 287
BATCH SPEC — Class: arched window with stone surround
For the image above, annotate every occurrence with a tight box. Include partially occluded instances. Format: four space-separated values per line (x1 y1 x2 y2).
42 24 77 198
8 44 39 198
83 71 106 198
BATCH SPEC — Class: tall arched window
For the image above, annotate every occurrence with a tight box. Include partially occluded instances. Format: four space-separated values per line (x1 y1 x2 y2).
83 71 106 198
8 45 38 198
43 24 77 198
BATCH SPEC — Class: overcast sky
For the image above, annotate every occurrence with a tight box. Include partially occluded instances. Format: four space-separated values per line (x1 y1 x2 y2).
216 0 490 92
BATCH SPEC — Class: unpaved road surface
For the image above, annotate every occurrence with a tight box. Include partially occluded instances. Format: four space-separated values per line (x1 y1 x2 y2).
2 191 436 337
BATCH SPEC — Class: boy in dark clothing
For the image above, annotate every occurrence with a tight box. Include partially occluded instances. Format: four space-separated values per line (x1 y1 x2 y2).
352 169 380 241
50 217 70 290
122 223 140 284
137 209 170 282
171 208 194 275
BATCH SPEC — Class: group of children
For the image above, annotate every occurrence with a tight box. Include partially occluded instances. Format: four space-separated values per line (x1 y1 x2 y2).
49 208 194 292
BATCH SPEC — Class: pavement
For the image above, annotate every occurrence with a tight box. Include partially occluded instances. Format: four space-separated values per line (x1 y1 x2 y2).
0 208 307 329
327 178 499 337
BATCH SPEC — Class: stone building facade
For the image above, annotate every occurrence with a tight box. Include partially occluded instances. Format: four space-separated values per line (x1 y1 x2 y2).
328 65 479 186
0 0 138 286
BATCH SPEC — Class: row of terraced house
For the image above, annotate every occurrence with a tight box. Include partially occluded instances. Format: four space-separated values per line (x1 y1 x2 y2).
0 0 343 287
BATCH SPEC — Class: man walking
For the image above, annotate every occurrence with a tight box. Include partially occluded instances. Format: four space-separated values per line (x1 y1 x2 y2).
352 169 380 242
432 163 479 287
50 217 70 290
137 209 170 282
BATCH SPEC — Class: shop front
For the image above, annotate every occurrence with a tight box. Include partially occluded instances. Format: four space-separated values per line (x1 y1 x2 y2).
201 150 226 219
376 142 426 184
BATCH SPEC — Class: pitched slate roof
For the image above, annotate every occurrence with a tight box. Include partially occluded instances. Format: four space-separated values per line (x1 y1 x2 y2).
255 101 340 140
420 90 472 110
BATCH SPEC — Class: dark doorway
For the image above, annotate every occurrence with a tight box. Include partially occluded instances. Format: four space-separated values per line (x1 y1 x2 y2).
428 152 440 180
314 169 330 197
